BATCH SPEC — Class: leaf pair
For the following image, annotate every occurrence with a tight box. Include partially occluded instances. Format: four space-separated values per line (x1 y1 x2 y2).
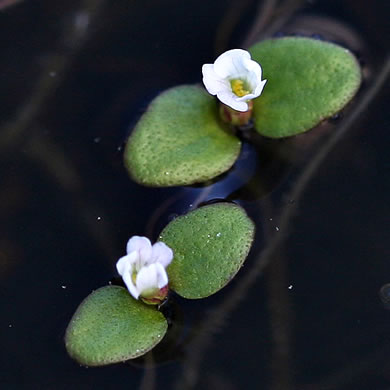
124 37 361 187
66 203 255 366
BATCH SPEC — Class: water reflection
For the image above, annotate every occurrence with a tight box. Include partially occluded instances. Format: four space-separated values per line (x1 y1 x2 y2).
379 284 390 310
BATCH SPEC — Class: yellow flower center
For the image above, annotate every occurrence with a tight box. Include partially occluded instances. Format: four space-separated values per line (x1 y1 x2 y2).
231 79 250 97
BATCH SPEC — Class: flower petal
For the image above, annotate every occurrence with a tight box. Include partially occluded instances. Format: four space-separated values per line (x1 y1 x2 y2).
116 252 137 276
217 91 249 112
136 264 159 294
214 49 251 79
253 79 267 97
155 262 169 288
243 57 262 77
151 241 173 267
235 80 267 102
202 64 229 95
122 271 140 300
116 253 140 299
126 236 152 263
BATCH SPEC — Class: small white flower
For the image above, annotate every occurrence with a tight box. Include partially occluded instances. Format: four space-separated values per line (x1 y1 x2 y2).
116 236 173 300
202 49 267 112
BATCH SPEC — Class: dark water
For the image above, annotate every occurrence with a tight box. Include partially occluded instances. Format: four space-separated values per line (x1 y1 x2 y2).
0 0 389 389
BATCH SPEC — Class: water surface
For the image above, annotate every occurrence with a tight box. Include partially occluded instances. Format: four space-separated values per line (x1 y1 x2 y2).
0 0 389 389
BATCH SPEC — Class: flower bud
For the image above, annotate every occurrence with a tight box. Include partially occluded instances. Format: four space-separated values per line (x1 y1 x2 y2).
140 285 169 305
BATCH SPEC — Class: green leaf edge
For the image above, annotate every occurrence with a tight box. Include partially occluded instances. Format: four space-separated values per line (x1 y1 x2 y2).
123 84 242 187
65 286 168 366
249 37 362 138
160 202 255 299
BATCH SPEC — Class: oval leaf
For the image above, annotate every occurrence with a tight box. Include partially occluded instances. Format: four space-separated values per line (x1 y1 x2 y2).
65 286 167 366
124 85 241 187
249 37 362 138
159 203 255 299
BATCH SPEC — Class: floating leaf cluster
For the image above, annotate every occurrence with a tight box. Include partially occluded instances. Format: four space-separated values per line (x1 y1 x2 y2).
66 203 255 366
66 36 362 366
124 37 361 186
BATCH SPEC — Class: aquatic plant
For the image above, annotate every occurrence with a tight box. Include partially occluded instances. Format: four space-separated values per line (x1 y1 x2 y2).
66 203 255 366
124 37 361 187
66 35 362 367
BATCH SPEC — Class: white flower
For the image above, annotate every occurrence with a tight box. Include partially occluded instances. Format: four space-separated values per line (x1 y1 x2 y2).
202 49 267 112
116 236 173 300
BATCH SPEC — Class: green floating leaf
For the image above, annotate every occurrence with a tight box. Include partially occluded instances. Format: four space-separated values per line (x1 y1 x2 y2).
124 85 241 187
249 37 361 138
160 203 255 299
65 286 167 366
